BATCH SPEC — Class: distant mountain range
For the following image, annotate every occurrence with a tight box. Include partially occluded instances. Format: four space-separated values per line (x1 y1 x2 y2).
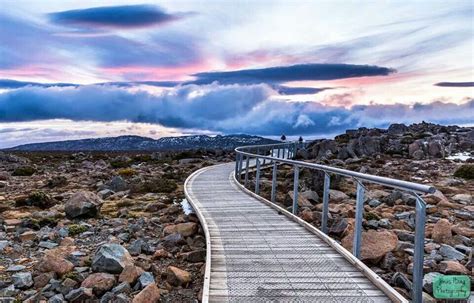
7 134 279 151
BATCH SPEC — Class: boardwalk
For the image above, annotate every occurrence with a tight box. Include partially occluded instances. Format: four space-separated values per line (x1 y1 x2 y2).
185 163 404 303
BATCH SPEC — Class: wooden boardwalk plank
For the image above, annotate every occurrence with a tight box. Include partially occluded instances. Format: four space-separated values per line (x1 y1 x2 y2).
185 163 403 302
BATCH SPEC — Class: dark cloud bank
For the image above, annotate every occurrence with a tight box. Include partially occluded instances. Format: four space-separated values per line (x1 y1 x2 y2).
0 84 472 136
191 63 396 85
435 82 474 87
49 5 182 28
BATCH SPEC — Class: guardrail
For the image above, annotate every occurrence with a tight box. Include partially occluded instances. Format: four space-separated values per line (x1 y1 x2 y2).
234 141 435 303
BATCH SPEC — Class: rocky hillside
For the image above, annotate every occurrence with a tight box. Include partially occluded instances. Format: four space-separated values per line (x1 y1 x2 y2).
7 134 278 152
0 150 233 302
301 122 474 161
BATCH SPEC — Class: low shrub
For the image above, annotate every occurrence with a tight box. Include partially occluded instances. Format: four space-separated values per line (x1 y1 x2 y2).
453 164 474 180
118 168 136 177
12 166 36 176
68 224 89 236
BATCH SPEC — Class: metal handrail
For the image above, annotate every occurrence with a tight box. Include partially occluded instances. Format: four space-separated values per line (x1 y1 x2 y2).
234 141 433 303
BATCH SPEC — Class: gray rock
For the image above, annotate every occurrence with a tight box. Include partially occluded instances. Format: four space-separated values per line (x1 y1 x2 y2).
58 228 69 238
65 191 103 219
92 244 133 274
38 241 59 249
48 293 65 303
128 239 143 256
388 123 409 135
300 190 319 203
6 265 26 272
378 218 392 229
98 189 114 199
391 272 412 292
366 220 379 229
439 244 466 260
112 282 132 294
162 233 185 249
107 176 129 192
328 218 348 236
383 191 403 206
0 240 10 251
65 287 95 302
423 272 442 294
12 272 33 289
427 141 444 157
0 284 18 296
138 272 154 288
368 199 382 208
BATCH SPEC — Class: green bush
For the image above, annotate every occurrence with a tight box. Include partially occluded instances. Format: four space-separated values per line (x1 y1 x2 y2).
453 164 474 180
12 166 36 176
68 224 89 236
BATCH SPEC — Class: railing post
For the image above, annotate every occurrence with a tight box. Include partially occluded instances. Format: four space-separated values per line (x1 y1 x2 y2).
322 172 330 234
353 181 364 258
255 158 261 194
293 142 297 159
292 165 299 215
238 153 243 181
277 148 280 158
234 153 239 178
412 195 426 303
271 162 277 203
244 156 250 187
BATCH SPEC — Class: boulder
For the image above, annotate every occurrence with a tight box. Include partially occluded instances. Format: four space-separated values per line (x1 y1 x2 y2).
92 244 134 274
427 141 444 157
329 190 349 202
287 191 313 208
119 264 144 284
438 260 468 274
328 218 348 236
451 194 472 204
132 283 160 303
107 176 129 192
439 244 466 261
37 254 74 276
12 272 33 289
341 230 398 262
81 272 116 296
65 191 103 219
300 190 319 203
431 219 452 244
166 266 191 286
388 124 409 135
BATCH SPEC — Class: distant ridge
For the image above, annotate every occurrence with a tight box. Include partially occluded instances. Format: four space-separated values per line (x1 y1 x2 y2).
7 134 279 151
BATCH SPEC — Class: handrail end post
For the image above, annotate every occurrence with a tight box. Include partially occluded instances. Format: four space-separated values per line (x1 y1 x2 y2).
412 195 426 303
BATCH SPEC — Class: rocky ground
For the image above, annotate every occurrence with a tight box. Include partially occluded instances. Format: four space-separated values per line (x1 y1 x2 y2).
252 122 473 302
0 150 232 302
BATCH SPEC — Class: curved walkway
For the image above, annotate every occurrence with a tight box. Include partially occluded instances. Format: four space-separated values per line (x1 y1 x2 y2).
185 163 402 303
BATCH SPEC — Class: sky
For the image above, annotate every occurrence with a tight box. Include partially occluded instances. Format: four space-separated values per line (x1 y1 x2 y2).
0 0 473 148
